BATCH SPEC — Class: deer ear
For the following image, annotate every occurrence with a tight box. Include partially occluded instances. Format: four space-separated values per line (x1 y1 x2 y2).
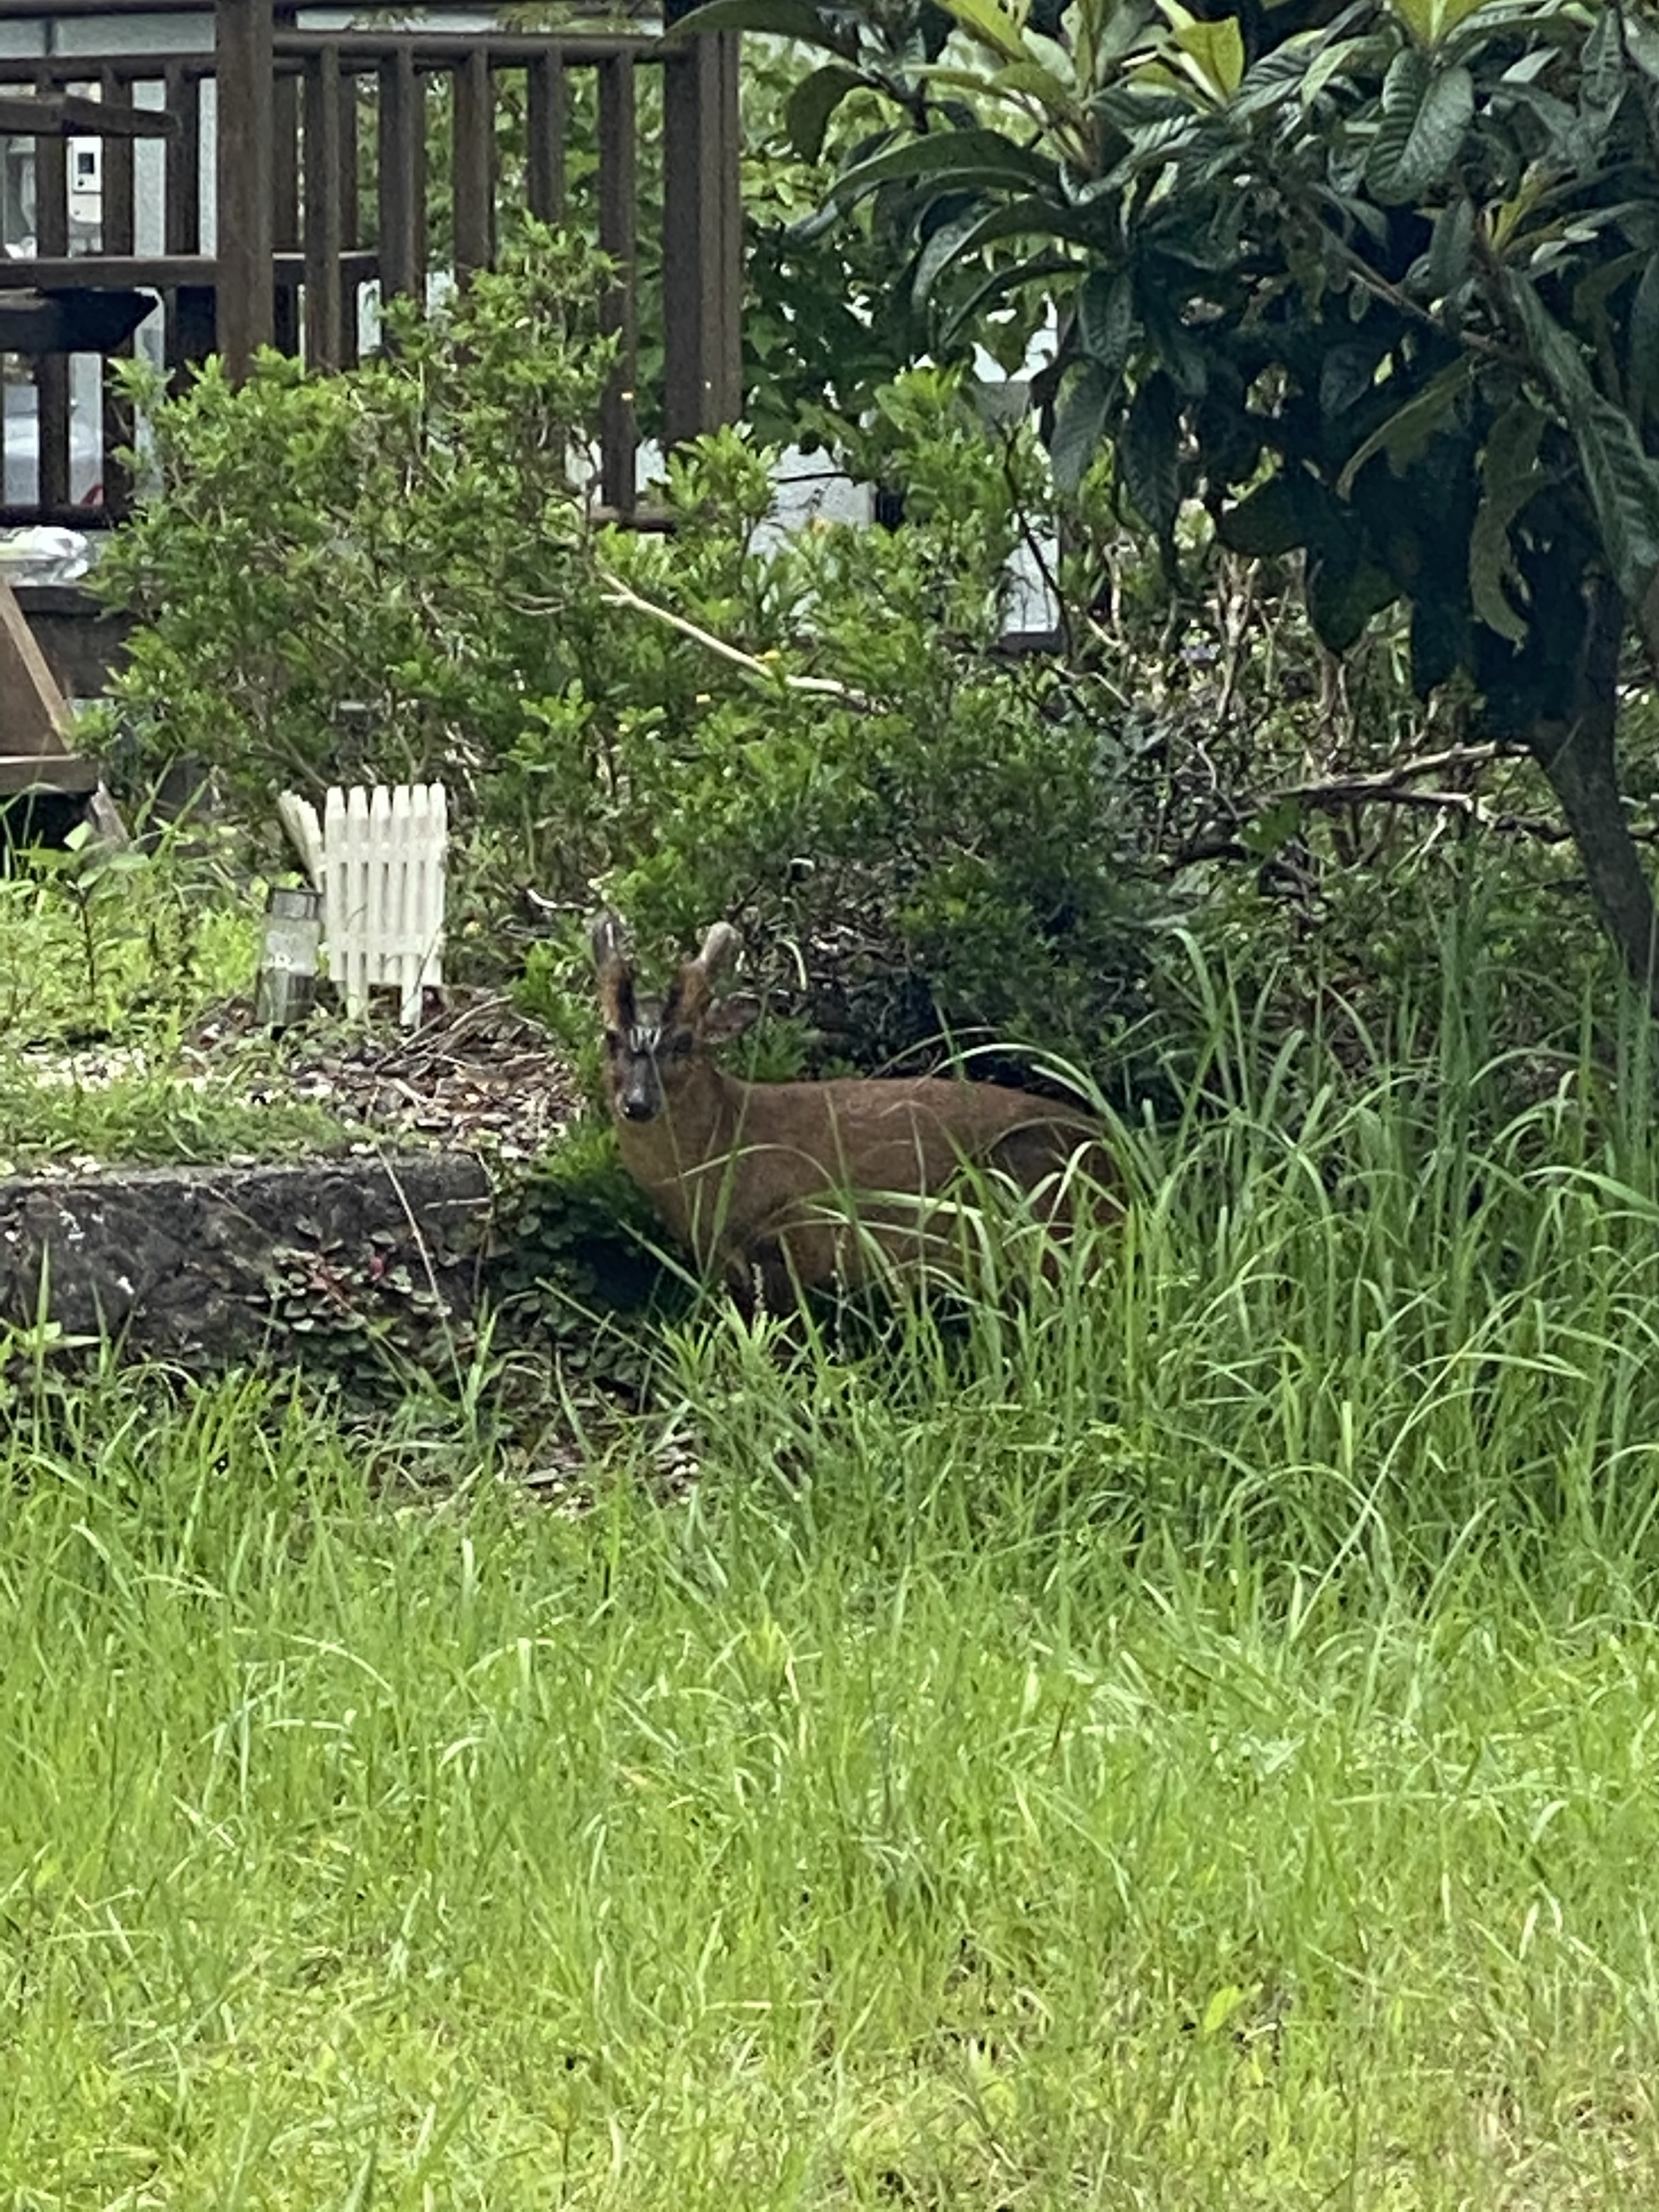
590 909 626 970
673 919 740 1026
701 991 760 1044
590 910 635 1028
694 921 740 977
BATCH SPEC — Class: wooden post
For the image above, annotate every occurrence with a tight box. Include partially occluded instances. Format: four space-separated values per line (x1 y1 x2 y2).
662 9 742 445
100 67 138 520
216 0 275 379
452 47 493 282
526 51 565 223
33 70 71 514
597 54 637 515
377 47 425 308
303 45 345 368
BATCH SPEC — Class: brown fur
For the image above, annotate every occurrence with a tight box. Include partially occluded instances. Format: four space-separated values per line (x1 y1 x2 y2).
593 914 1118 1305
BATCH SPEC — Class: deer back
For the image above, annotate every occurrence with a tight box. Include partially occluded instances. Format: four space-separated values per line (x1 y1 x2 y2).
664 1069 1114 1297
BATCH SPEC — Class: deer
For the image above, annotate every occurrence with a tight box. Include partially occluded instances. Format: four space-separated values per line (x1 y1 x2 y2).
591 911 1118 1308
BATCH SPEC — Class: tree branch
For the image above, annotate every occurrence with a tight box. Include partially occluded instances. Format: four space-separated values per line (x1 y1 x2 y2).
1163 743 1590 869
588 568 875 711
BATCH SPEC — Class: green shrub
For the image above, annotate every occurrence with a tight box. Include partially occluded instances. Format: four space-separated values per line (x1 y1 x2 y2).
94 244 1159 1074
93 225 1641 1110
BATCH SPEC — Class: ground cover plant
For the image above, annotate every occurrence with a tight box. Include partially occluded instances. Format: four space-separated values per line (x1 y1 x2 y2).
0 827 348 1171
8 945 1659 2208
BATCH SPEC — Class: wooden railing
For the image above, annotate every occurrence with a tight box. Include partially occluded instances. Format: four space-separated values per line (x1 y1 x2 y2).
0 0 741 529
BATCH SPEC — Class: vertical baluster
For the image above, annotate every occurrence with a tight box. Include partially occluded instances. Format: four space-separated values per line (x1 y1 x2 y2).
597 54 636 516
33 70 70 516
377 47 425 311
99 66 138 518
526 50 565 223
452 47 493 283
272 42 300 353
337 67 360 365
164 63 212 383
303 44 343 369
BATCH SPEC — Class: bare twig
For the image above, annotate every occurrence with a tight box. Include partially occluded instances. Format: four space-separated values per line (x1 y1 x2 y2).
584 568 876 711
1277 742 1503 805
1163 742 1588 868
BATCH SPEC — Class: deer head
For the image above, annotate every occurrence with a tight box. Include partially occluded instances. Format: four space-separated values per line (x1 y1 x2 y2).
590 911 749 1125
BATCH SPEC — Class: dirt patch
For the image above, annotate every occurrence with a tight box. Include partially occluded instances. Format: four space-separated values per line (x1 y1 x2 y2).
190 987 584 1160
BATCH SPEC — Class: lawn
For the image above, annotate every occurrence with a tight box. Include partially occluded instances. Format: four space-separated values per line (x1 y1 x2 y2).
7 985 1659 2208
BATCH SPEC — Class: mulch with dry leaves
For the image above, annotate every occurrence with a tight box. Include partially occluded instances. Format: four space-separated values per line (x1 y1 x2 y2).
189 987 586 1161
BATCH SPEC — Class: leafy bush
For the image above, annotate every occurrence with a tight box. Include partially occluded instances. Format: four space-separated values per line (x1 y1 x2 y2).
553 379 1154 1071
94 240 1159 1073
93 223 1638 1109
95 228 616 816
698 0 1659 1006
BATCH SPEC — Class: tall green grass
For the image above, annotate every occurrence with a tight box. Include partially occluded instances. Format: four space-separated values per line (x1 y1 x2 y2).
7 944 1659 2205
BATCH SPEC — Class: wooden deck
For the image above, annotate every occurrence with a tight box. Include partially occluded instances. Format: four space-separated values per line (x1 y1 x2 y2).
0 0 742 780
0 0 741 524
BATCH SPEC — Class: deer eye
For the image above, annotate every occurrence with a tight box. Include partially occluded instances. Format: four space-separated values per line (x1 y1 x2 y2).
669 1033 695 1058
603 1029 623 1054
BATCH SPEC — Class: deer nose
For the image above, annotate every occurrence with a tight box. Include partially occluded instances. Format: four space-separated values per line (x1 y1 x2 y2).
622 1096 655 1122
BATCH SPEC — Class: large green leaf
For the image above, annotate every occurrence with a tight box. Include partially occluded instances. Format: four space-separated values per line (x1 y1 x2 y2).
1630 255 1659 428
913 199 1077 304
1052 360 1114 492
1118 371 1183 555
1099 112 1205 192
1077 269 1137 376
672 0 840 40
939 250 1077 343
1230 38 1327 125
1159 0 1245 101
826 127 1063 210
1367 50 1474 204
1425 195 1475 301
1468 397 1545 646
1334 359 1472 498
984 58 1078 106
1624 10 1659 88
1301 34 1395 110
1511 275 1659 605
934 0 1031 66
1390 0 1503 48
1581 1 1624 108
784 65 868 162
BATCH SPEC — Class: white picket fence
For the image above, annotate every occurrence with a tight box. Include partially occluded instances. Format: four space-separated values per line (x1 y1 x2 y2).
279 782 448 1024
